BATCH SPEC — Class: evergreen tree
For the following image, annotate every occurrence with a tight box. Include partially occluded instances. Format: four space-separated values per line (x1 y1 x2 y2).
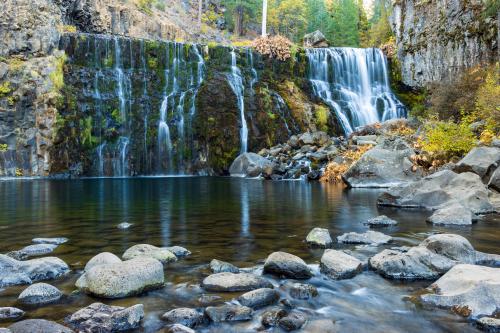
328 0 360 47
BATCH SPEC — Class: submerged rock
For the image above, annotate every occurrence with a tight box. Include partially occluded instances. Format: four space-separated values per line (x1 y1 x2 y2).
305 228 333 248
337 231 392 245
75 257 164 298
161 308 203 328
237 288 280 309
419 264 500 318
204 304 252 322
160 324 195 333
122 244 177 264
0 307 24 320
0 254 69 288
320 249 363 280
66 302 144 332
426 203 473 225
84 252 122 272
288 283 318 300
9 319 73 333
32 237 68 245
229 153 274 177
19 244 58 257
164 246 191 258
263 252 313 279
18 283 62 305
262 307 288 327
201 272 272 292
454 147 500 181
363 215 398 227
209 259 239 273
475 317 500 332
279 311 307 331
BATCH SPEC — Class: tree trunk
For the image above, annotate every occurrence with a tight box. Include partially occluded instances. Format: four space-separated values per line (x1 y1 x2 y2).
262 0 267 37
198 0 203 27
234 5 244 36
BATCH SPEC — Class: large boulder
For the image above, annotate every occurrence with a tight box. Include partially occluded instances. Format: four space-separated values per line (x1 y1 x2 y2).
320 249 363 280
75 257 164 298
122 244 177 264
303 30 329 48
9 320 73 333
419 264 500 319
342 145 421 188
229 153 274 177
66 302 144 332
369 234 484 280
0 254 69 288
237 288 280 309
201 272 272 292
426 203 473 225
84 252 122 272
454 147 500 181
263 252 313 279
377 170 495 214
337 231 392 245
18 283 62 305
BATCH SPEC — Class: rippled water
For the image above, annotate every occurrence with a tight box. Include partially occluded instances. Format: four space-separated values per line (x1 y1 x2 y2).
0 178 498 332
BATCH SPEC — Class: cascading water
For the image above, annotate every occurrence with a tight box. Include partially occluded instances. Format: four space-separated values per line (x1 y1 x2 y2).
306 48 406 135
227 49 248 154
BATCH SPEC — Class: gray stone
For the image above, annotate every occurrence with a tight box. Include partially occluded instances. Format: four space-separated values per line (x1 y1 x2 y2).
419 264 500 318
289 283 318 300
489 167 500 192
0 329 11 333
161 308 203 328
122 244 177 264
117 222 133 229
209 259 239 273
364 215 398 227
164 246 191 258
9 319 73 333
32 238 68 245
427 203 473 225
279 311 306 331
303 30 328 48
261 307 287 327
475 317 500 333
204 304 252 322
306 228 332 248
454 147 500 180
237 288 280 309
19 244 58 257
201 272 272 292
67 302 144 332
84 252 122 272
320 249 363 280
337 231 392 245
263 252 313 279
0 308 24 320
229 153 274 177
160 324 196 333
75 257 164 298
378 170 495 214
18 282 62 305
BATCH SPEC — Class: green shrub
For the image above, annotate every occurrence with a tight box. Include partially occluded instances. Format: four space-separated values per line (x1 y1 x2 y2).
49 54 67 93
315 105 329 132
475 63 500 134
0 144 7 152
0 82 11 97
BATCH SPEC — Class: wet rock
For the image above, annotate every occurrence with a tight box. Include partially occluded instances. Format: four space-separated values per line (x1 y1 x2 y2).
9 319 74 333
117 222 133 229
164 246 191 258
18 283 62 305
160 324 195 333
161 308 203 328
454 147 500 180
19 244 58 257
197 295 223 306
419 264 500 318
475 317 500 332
84 252 122 271
32 238 68 245
0 254 69 288
369 234 479 279
75 257 164 298
279 311 306 331
66 302 144 332
201 272 272 292
0 307 24 321
122 244 177 264
305 228 332 248
5 251 28 261
289 283 318 300
426 203 473 225
488 167 500 192
229 153 274 177
263 252 313 279
237 288 280 309
337 231 392 245
0 329 11 333
475 251 500 267
303 319 338 333
261 307 287 327
320 249 363 280
363 215 398 227
378 170 495 214
204 304 252 322
209 259 239 273
303 30 328 48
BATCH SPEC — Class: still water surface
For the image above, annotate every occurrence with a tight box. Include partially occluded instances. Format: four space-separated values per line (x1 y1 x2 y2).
0 177 498 332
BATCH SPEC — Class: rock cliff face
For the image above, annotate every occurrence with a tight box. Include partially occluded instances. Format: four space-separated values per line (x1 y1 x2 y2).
390 0 498 88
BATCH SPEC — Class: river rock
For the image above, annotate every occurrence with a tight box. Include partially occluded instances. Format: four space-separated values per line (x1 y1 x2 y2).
237 288 280 309
204 304 252 322
164 246 191 258
263 252 313 279
305 228 333 247
475 317 500 332
0 308 24 320
489 167 500 192
18 283 62 305
419 264 500 318
262 307 288 327
0 255 69 288
209 259 239 273
84 252 122 271
369 234 479 279
75 257 164 298
19 244 58 257
161 308 203 328
32 238 68 245
363 215 398 227
426 203 473 225
229 153 274 177
454 147 500 180
201 272 272 292
289 283 318 299
320 249 363 280
377 170 495 214
279 311 306 331
122 244 177 264
66 302 144 332
337 231 392 245
160 324 195 333
9 319 73 333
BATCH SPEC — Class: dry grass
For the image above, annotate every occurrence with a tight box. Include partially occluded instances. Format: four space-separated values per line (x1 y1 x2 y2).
320 145 373 183
253 35 292 61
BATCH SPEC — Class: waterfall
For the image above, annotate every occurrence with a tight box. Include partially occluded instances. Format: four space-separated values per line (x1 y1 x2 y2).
306 48 406 135
227 49 248 154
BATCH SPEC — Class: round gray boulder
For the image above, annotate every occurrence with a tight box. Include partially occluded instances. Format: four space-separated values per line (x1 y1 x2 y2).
263 252 313 279
305 228 333 248
84 252 122 272
161 308 203 328
209 259 239 273
320 249 363 280
18 283 62 305
237 288 280 309
0 307 24 320
0 255 69 288
204 304 252 322
122 244 177 264
201 272 272 292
